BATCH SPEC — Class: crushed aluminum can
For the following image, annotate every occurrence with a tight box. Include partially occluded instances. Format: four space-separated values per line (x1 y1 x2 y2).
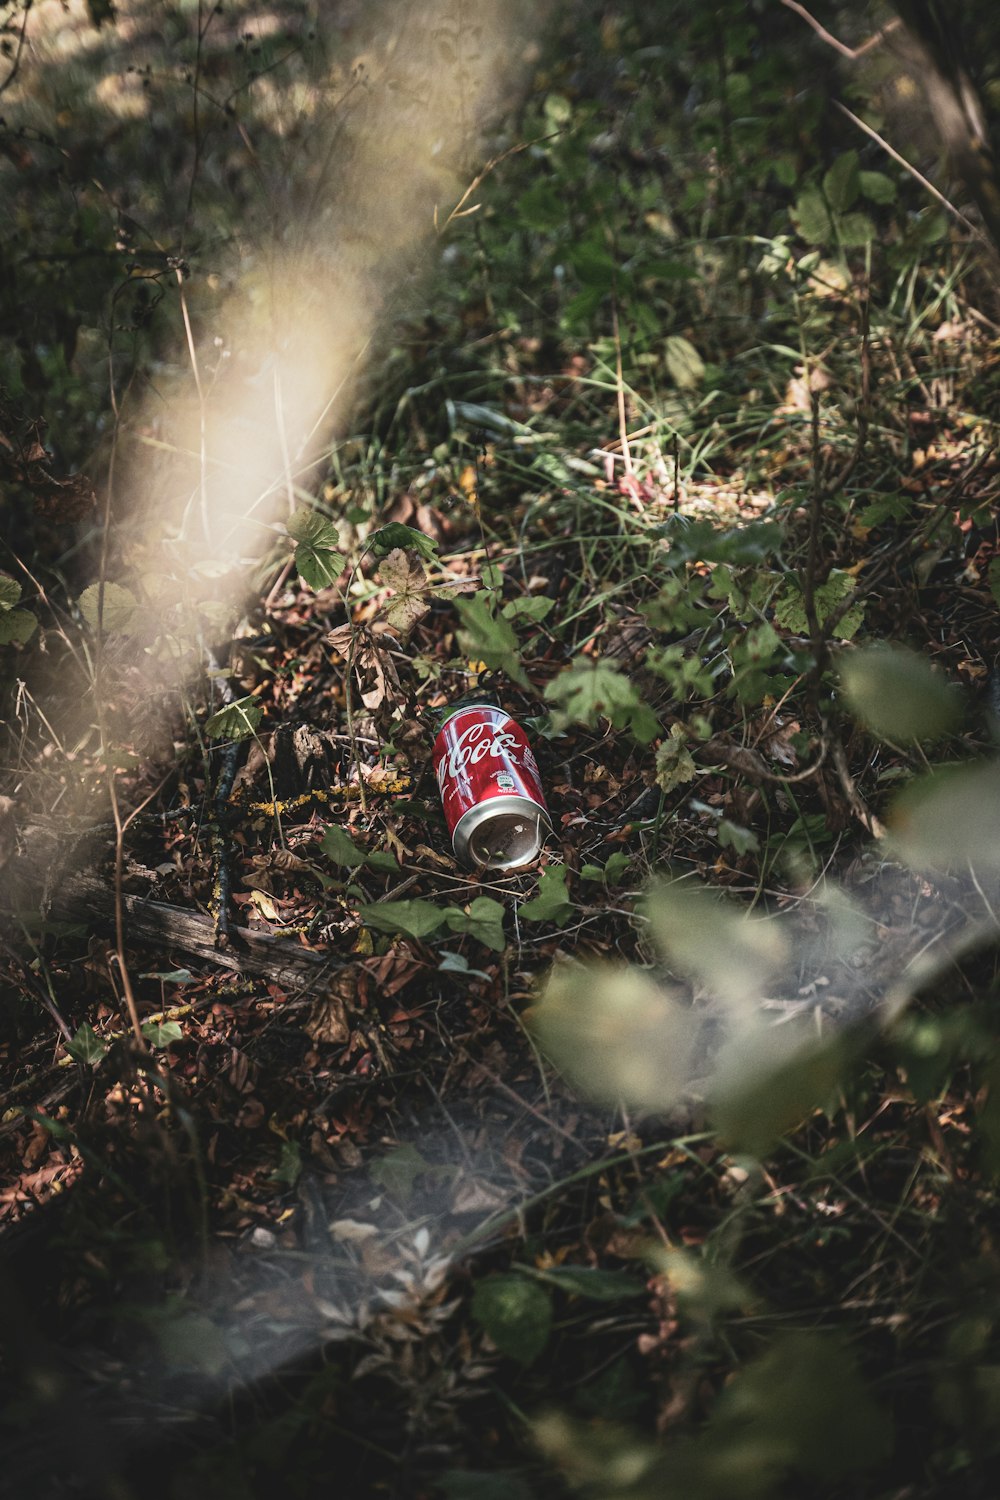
433 701 551 871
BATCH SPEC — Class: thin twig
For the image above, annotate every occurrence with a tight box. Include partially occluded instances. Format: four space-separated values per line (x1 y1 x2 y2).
778 1 900 61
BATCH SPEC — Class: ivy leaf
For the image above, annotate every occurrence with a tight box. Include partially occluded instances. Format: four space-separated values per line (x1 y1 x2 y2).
664 335 704 390
0 608 37 645
368 522 439 561
471 1273 552 1364
78 582 138 635
357 899 447 940
141 1020 184 1047
379 547 430 635
655 724 698 792
66 1022 107 1066
320 824 366 869
520 865 573 926
445 896 506 952
544 658 658 743
454 594 527 685
204 694 263 741
0 574 22 610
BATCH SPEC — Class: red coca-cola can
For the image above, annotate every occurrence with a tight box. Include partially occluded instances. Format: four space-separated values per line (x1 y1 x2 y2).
433 702 551 870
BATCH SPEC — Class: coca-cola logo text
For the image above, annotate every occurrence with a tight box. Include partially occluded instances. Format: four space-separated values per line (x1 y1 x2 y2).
437 719 521 791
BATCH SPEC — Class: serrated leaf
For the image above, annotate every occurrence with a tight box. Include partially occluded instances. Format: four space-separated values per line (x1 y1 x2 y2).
141 1020 184 1047
655 724 697 792
454 594 527 685
793 187 833 243
841 643 962 742
664 335 704 390
286 507 340 547
502 595 555 623
859 169 896 204
204 695 263 742
445 896 506 951
532 1265 643 1301
78 582 137 634
471 1273 552 1364
295 540 345 591
544 658 658 742
66 1022 107 1066
0 608 37 645
368 523 439 561
0 574 22 609
520 865 573 926
823 151 859 212
357 899 447 940
320 824 366 869
837 211 875 246
774 572 863 639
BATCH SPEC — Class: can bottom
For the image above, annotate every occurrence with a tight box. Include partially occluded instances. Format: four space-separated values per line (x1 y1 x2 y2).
453 795 551 872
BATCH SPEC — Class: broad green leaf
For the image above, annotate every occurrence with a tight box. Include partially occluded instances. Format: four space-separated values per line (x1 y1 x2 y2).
295 540 345 591
823 151 859 212
655 724 697 792
0 574 21 609
138 969 194 983
66 1022 107 1066
204 695 263 742
837 211 875 246
0 608 37 645
438 951 492 980
717 820 759 855
533 962 696 1112
365 850 400 875
520 865 573 926
544 658 658 742
859 169 896 204
141 1020 184 1047
368 522 439 561
357 898 447 940
445 896 506 952
286 507 340 547
664 335 704 390
320 824 366 869
471 1273 552 1364
645 879 788 1008
454 594 527 685
531 1265 643 1301
774 572 863 639
888 761 1000 873
793 187 833 243
78 581 138 635
370 1143 452 1204
841 643 962 742
711 1027 847 1157
580 852 631 885
502 595 555 623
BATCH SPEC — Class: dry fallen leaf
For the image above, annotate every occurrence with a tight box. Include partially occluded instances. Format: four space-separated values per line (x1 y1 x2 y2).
379 547 430 635
305 992 350 1045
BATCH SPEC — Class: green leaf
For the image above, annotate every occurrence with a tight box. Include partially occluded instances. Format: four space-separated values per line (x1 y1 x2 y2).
888 762 1000 874
368 523 439 561
837 211 876 246
454 594 527 685
438 951 492 980
823 151 859 212
445 896 506 952
141 1020 184 1047
320 824 366 869
793 187 833 243
271 1139 302 1187
471 1273 552 1364
520 865 573 926
717 820 759 855
502 595 555 623
531 1265 643 1301
664 335 704 390
0 608 37 645
295 541 345 591
712 1029 847 1157
774 572 863 639
0 573 22 610
357 899 447 940
66 1022 107 1066
370 1143 452 1204
544 658 658 742
365 850 400 875
840 643 962 742
204 695 263 742
286 507 341 547
859 169 896 204
78 582 138 635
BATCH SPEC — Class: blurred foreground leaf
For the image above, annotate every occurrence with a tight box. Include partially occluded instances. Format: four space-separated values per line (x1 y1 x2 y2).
889 761 1000 873
472 1273 551 1364
645 880 788 1008
710 1025 848 1158
841 643 961 741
